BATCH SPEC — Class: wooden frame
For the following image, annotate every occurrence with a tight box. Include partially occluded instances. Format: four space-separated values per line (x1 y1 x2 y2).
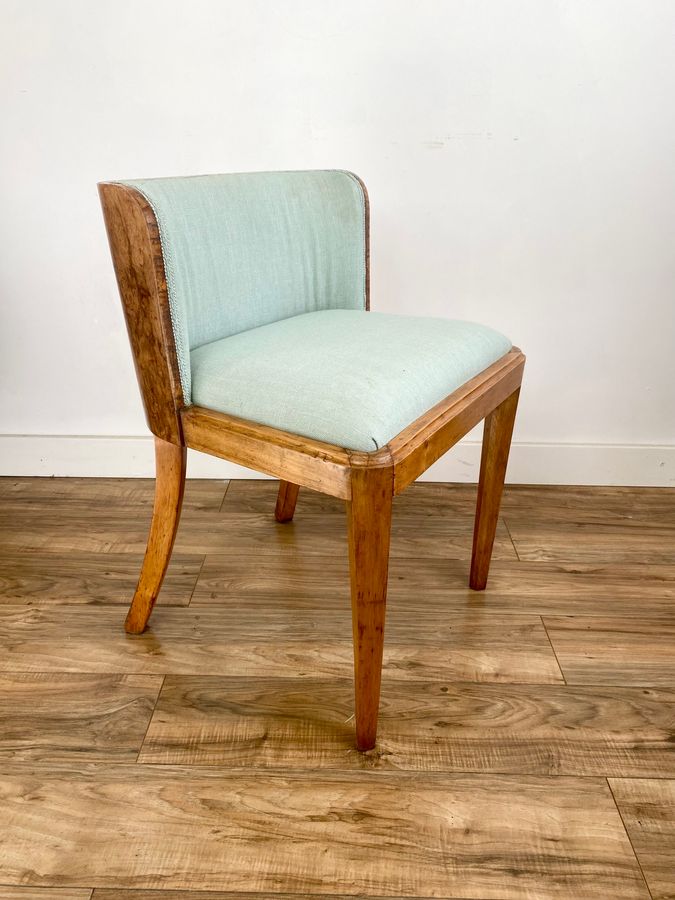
99 179 525 751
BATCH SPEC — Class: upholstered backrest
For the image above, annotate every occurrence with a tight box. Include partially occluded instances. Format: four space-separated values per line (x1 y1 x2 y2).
120 170 368 400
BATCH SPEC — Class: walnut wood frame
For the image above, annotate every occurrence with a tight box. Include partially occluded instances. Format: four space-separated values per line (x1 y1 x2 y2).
99 179 525 751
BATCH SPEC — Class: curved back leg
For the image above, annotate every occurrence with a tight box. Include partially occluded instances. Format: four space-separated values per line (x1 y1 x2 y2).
125 437 187 634
274 481 300 523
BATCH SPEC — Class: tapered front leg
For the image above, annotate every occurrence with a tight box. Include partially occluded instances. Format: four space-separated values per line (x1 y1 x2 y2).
470 387 520 591
274 481 300 522
125 436 187 634
347 465 393 751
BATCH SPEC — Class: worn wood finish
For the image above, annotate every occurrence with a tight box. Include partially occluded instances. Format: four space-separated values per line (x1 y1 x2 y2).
98 184 183 444
181 406 353 499
0 674 162 761
124 438 186 634
0 767 648 898
347 464 394 749
609 778 675 900
274 481 300 522
470 388 520 590
388 349 525 494
139 676 675 777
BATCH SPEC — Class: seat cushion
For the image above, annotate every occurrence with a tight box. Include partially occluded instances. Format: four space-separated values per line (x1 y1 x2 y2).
190 310 512 452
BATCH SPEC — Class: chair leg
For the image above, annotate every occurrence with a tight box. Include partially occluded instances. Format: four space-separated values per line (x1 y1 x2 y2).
347 466 393 751
470 387 520 591
125 436 187 634
274 480 300 523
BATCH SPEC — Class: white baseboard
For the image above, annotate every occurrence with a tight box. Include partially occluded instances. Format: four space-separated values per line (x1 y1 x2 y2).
0 434 673 485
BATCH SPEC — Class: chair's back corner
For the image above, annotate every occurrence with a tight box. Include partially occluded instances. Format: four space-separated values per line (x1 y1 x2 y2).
340 170 370 310
98 179 185 445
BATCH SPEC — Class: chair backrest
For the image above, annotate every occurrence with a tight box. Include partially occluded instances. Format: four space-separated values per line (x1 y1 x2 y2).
114 170 368 403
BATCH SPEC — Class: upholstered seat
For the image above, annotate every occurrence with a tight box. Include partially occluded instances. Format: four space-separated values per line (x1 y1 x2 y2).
191 309 511 451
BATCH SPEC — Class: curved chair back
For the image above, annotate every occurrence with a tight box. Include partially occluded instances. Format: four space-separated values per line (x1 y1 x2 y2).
102 170 369 407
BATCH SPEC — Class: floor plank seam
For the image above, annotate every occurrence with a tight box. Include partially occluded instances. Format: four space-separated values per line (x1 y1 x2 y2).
217 479 232 513
135 674 166 764
606 777 655 900
187 554 208 607
540 616 567 684
501 515 521 561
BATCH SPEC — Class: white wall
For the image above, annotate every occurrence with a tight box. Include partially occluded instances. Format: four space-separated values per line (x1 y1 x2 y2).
1 0 674 483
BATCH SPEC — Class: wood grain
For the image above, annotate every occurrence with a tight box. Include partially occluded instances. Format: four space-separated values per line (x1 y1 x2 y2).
88 894 467 900
0 607 562 683
98 183 184 443
0 889 93 900
90 893 457 900
0 674 162 761
0 767 647 898
2 478 674 898
274 481 300 523
191 554 675 616
0 510 516 560
139 676 675 777
501 484 675 527
181 406 353 500
347 464 393 749
544 616 675 685
609 778 675 900
0 552 202 606
507 522 675 564
124 437 186 634
470 387 520 589
0 476 227 513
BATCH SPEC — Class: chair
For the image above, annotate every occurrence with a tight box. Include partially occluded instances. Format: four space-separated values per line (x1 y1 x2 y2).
99 170 525 750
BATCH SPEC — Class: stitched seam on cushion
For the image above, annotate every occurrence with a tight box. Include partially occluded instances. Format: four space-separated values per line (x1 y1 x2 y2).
121 183 192 402
338 170 367 311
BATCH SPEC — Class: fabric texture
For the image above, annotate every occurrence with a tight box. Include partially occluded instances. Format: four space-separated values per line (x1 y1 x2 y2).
190 309 512 452
121 171 367 400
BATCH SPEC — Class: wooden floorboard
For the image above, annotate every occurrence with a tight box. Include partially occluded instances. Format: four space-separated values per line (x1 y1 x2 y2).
138 676 675 777
0 673 162 761
609 778 675 900
0 552 203 606
192 554 675 616
0 766 648 898
0 477 672 898
0 889 93 900
90 892 477 900
544 615 675 685
0 511 516 560
0 606 562 683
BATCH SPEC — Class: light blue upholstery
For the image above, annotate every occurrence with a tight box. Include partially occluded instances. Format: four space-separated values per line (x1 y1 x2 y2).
121 171 367 400
191 310 511 452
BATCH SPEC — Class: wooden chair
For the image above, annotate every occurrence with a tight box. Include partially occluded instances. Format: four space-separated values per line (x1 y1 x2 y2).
99 170 524 750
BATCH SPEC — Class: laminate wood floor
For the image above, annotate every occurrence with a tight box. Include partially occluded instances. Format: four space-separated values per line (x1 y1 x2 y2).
0 477 674 900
